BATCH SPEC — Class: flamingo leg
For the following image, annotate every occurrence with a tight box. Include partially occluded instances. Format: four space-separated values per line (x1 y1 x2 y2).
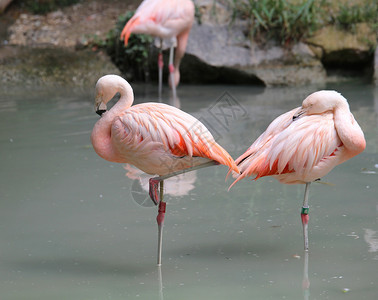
158 38 163 102
157 265 163 300
302 250 310 300
168 44 177 102
149 160 219 205
301 182 311 251
157 181 165 266
151 160 219 265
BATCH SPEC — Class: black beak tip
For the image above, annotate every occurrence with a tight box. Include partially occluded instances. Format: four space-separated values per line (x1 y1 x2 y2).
292 112 303 121
96 109 106 116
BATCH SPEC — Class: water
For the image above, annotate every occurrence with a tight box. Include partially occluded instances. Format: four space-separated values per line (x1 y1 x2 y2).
0 81 377 300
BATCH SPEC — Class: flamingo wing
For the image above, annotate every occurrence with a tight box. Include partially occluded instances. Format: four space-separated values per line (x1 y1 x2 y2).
113 103 238 173
233 108 340 186
121 0 194 45
268 113 340 176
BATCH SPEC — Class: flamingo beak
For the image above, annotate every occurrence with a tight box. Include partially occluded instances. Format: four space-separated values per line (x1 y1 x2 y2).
95 101 107 116
293 108 305 121
96 109 107 116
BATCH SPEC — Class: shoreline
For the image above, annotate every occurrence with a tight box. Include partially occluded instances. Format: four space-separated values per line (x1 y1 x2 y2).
1 0 377 87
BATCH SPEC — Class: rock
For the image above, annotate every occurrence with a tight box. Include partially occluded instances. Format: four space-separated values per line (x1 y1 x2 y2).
7 0 131 48
2 0 376 86
306 24 376 68
2 0 130 88
178 23 326 86
195 0 231 25
0 45 120 87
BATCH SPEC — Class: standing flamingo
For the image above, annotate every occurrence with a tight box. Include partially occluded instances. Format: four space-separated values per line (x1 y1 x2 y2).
91 74 239 265
230 90 366 250
120 0 195 101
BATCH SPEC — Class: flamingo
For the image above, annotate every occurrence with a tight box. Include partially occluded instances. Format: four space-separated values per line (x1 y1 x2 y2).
91 74 239 265
120 0 195 101
230 90 366 250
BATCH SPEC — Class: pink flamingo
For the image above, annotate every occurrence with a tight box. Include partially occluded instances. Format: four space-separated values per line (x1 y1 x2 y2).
120 0 195 101
230 90 366 250
91 74 239 265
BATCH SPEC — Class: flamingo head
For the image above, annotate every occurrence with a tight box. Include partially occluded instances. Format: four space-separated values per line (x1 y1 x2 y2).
94 94 107 116
294 90 349 120
94 75 132 116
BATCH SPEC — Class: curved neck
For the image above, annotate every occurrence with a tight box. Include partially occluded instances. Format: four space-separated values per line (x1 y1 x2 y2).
91 80 134 163
107 80 134 118
333 104 365 159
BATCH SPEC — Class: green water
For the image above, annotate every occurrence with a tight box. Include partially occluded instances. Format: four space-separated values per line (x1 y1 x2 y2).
0 81 377 299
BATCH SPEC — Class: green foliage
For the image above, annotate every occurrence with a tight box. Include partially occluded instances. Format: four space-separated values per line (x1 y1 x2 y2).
332 1 378 31
106 11 153 81
230 0 377 45
84 33 107 48
194 4 203 25
15 0 80 14
230 0 326 46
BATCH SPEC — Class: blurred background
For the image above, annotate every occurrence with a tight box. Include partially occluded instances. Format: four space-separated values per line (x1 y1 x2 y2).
0 1 377 299
0 0 377 87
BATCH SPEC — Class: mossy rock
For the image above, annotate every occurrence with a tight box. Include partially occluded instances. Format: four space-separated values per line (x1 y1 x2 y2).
0 46 120 87
306 24 376 68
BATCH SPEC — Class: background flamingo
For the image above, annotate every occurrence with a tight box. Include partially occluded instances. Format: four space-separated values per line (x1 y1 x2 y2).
120 0 195 101
91 74 238 265
230 90 366 250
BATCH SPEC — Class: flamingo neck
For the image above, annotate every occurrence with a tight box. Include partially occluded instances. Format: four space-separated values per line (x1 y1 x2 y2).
91 83 134 163
333 104 365 158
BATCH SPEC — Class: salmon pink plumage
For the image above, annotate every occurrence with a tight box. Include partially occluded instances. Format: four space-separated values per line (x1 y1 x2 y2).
91 75 238 176
91 74 239 265
120 0 195 100
230 90 365 250
231 90 365 187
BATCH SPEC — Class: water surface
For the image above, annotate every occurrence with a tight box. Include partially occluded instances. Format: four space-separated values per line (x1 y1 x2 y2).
0 81 377 299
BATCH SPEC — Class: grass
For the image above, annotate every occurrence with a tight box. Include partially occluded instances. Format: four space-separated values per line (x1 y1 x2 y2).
331 0 378 31
230 0 326 46
229 0 377 46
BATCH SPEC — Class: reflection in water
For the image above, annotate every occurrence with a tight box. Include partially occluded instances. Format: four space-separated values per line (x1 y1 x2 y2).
124 164 197 201
303 251 310 300
0 82 377 299
364 229 378 260
374 88 378 125
169 95 180 108
158 266 164 300
0 98 17 112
